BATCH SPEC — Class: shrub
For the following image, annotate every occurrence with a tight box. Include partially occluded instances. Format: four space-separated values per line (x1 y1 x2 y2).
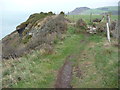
96 22 106 33
48 11 54 15
75 19 87 33
59 11 65 15
27 15 67 51
76 19 87 29
2 15 67 59
2 45 17 59
39 44 54 55
22 35 32 44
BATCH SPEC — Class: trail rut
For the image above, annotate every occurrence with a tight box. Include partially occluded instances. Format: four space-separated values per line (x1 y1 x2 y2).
55 56 74 88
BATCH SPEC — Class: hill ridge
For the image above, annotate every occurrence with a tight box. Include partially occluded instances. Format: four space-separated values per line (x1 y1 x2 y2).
68 6 118 15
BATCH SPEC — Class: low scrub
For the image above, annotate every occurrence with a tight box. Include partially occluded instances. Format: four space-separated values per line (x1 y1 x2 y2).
75 19 87 33
2 15 67 59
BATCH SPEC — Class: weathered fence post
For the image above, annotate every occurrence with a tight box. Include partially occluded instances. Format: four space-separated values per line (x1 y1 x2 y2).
106 14 111 42
90 13 92 22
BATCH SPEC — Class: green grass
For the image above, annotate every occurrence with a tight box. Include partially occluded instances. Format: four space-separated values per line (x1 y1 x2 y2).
97 6 118 11
71 36 118 88
66 15 118 23
80 6 118 15
18 12 54 33
81 9 107 15
2 16 118 88
22 35 32 44
2 25 88 88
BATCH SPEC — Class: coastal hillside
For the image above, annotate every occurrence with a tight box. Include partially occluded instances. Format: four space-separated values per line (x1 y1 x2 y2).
2 12 119 88
2 12 68 59
68 6 118 15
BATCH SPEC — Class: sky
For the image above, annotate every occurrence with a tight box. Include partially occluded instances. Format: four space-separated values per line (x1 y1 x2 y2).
0 0 119 39
1 0 119 13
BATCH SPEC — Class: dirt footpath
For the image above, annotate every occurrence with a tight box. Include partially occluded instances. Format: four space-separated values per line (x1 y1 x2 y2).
55 57 73 88
55 33 90 88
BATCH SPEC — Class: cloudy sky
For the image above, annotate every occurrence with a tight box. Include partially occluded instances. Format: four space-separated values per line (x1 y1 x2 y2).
0 0 119 39
1 0 119 13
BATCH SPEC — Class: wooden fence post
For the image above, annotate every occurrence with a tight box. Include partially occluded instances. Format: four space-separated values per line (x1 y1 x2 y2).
90 13 92 22
106 14 111 42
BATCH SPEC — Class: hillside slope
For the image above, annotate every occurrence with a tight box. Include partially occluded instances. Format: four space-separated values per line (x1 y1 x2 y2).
68 7 90 15
2 13 68 59
68 6 118 15
2 13 118 88
2 25 118 88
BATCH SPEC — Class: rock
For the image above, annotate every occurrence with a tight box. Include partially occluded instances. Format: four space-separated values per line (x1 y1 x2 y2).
2 14 67 59
87 25 97 34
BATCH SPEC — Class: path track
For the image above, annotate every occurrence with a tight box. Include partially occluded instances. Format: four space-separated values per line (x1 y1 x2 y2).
55 33 90 88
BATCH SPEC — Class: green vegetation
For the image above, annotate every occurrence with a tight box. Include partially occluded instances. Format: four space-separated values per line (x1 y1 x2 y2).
27 13 48 23
80 6 118 15
66 15 118 23
2 15 118 88
81 9 107 15
3 26 87 88
22 35 32 44
59 11 65 15
17 12 55 30
97 6 118 11
71 35 118 88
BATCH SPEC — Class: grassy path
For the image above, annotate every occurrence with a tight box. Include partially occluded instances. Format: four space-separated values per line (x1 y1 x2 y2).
71 35 118 88
55 31 90 88
2 26 89 88
2 26 118 88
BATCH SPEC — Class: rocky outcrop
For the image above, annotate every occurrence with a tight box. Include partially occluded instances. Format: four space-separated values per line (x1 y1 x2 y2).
2 14 68 59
